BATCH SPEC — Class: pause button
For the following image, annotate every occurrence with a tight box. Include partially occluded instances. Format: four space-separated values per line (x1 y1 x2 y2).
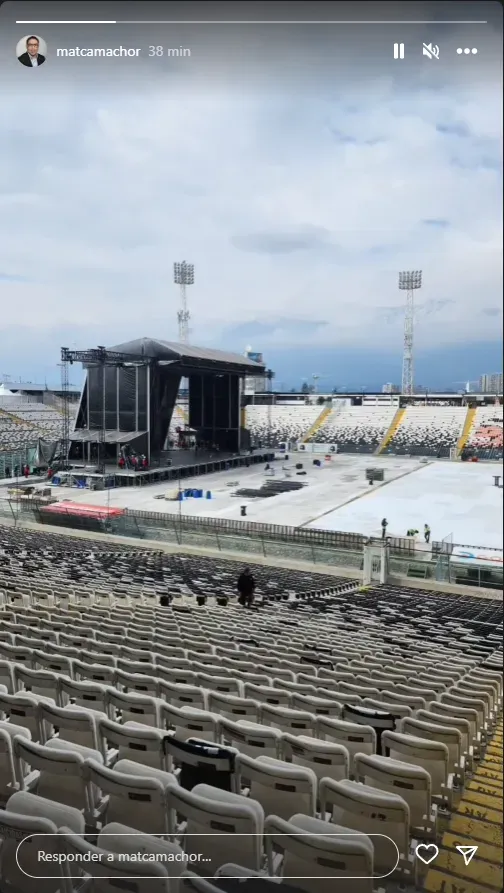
394 43 405 59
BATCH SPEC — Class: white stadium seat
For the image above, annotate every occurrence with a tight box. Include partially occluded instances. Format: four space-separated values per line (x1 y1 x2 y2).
14 736 102 812
259 704 317 736
207 691 261 722
167 782 264 874
1 790 84 893
83 757 176 833
319 777 410 875
281 732 350 783
39 701 105 752
0 722 30 803
59 677 109 713
219 716 283 758
161 703 220 743
382 730 452 807
59 826 172 892
265 813 376 893
354 751 436 837
401 716 465 785
235 753 317 819
106 687 162 727
0 691 50 741
316 716 377 769
99 717 167 769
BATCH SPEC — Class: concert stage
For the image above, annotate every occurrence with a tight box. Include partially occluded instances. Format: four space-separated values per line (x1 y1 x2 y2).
58 450 275 489
66 338 270 466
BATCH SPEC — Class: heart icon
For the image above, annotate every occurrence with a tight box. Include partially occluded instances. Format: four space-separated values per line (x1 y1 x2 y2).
415 844 439 865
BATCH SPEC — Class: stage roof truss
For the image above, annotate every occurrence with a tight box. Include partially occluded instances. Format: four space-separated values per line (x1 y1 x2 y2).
108 337 267 376
61 346 150 367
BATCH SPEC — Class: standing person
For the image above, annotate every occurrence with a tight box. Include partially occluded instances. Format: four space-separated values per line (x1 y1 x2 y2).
424 523 431 544
118 455 125 470
381 518 388 540
237 567 256 608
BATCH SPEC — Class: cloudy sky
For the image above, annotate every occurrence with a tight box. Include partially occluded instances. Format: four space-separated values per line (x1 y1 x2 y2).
0 1 502 388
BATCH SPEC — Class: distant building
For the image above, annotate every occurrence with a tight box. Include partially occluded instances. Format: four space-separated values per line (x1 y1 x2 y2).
0 377 80 404
479 373 503 394
382 383 400 394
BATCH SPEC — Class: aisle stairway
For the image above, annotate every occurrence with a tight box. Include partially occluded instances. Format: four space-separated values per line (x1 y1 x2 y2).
377 407 406 454
423 716 503 893
0 407 29 427
457 407 477 456
302 405 332 443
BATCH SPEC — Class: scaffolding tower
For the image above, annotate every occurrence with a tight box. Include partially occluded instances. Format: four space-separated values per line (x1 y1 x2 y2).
59 350 72 468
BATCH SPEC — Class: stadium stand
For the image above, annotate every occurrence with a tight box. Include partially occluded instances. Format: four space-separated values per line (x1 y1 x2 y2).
0 402 66 451
169 403 188 436
0 410 38 452
465 404 504 460
245 405 322 447
308 405 397 453
0 525 501 891
384 406 467 458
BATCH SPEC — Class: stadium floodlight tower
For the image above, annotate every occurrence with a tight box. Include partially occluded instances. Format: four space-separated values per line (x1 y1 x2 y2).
174 261 194 344
398 270 422 395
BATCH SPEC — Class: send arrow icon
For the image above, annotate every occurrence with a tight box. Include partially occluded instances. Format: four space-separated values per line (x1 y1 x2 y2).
456 845 478 866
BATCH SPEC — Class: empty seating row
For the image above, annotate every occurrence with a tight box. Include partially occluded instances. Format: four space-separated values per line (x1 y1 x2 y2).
0 525 345 604
384 406 467 458
245 405 322 447
309 406 397 453
0 788 394 893
464 404 503 459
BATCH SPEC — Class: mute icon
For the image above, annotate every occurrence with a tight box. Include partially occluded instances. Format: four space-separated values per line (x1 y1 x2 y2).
423 42 440 59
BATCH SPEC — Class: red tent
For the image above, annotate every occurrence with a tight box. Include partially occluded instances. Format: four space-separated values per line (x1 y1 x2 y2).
43 502 125 520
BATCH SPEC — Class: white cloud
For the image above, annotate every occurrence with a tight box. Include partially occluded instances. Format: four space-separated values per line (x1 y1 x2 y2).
0 18 501 361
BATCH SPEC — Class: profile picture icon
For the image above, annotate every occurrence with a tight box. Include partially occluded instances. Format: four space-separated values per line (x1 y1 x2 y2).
17 34 47 67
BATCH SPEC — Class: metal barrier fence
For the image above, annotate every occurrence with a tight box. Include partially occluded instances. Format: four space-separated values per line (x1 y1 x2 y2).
126 508 369 550
0 499 501 590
